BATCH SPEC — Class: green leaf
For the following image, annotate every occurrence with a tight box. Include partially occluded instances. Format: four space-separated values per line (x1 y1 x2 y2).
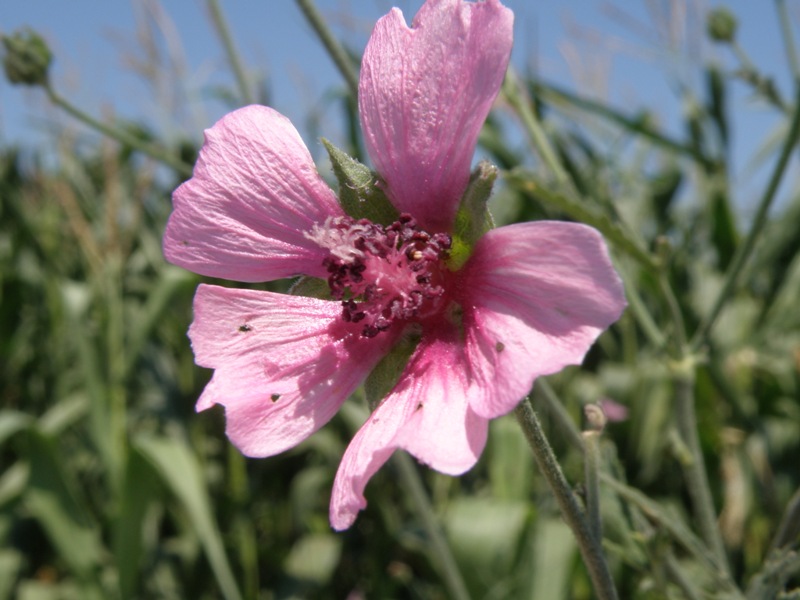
0 550 21 599
449 161 497 270
0 410 32 447
321 138 398 224
23 429 105 586
703 164 738 270
113 449 160 600
122 264 196 381
0 462 28 508
528 518 577 600
707 65 729 147
283 533 342 585
135 434 243 600
443 497 529 593
38 394 88 435
488 416 532 501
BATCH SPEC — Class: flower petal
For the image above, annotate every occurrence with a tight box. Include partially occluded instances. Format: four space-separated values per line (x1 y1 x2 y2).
189 284 397 457
329 330 488 530
164 106 343 282
359 0 513 233
457 222 627 419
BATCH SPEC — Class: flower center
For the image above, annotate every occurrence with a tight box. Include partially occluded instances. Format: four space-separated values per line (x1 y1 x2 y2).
306 214 451 337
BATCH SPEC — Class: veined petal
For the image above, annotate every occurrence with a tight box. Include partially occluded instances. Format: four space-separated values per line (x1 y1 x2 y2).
164 106 343 282
359 0 513 233
457 222 627 419
189 284 397 457
329 330 488 530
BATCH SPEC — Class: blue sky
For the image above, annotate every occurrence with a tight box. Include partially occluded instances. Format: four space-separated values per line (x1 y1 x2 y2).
0 1 793 207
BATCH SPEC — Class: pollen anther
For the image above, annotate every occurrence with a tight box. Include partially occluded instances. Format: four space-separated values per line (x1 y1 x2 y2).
311 214 451 337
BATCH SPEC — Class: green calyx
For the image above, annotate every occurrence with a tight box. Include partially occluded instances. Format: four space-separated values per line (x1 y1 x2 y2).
448 161 497 271
2 28 52 86
289 276 332 300
322 138 399 226
363 325 421 410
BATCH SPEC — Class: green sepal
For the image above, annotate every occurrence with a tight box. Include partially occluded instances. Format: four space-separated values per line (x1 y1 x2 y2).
448 161 497 271
363 326 421 411
321 138 399 225
289 276 332 300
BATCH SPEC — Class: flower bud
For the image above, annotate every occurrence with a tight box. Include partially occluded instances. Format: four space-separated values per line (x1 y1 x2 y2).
2 28 52 86
584 403 607 434
707 8 737 43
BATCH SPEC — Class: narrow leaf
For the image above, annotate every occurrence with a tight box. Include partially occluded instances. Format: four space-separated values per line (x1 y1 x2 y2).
24 429 105 584
135 435 243 600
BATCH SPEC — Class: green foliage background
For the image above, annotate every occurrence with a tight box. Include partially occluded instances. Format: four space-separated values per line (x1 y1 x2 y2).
1 2 799 599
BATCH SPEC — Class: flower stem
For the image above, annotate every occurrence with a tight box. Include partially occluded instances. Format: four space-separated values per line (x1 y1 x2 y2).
392 453 471 600
602 474 743 596
583 430 603 543
673 368 731 577
502 69 570 186
664 551 704 600
42 82 192 177
692 82 800 348
515 397 619 600
582 404 607 547
622 270 666 350
207 0 253 105
535 378 584 452
777 0 800 80
768 484 800 552
295 0 360 99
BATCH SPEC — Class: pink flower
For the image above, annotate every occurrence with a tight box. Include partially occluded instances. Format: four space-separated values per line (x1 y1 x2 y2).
164 0 626 530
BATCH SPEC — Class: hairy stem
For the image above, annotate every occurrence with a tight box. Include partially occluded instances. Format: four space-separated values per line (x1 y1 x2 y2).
207 0 254 105
515 397 619 600
43 83 192 177
769 486 800 552
673 369 731 576
502 69 570 186
534 379 584 451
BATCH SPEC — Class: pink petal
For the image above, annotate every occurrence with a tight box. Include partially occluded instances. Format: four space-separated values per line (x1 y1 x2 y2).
359 0 513 233
329 330 488 530
189 284 397 457
164 106 343 282
457 222 627 419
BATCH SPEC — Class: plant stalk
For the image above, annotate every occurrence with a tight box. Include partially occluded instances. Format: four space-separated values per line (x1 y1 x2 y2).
673 369 731 577
43 82 192 177
515 397 619 600
207 0 254 105
502 69 570 186
295 0 360 99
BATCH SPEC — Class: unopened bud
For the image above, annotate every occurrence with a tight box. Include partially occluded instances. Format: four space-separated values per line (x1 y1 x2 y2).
2 28 52 86
584 403 607 434
707 8 737 44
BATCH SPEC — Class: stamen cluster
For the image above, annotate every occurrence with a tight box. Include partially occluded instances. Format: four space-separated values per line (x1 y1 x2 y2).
313 214 451 337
